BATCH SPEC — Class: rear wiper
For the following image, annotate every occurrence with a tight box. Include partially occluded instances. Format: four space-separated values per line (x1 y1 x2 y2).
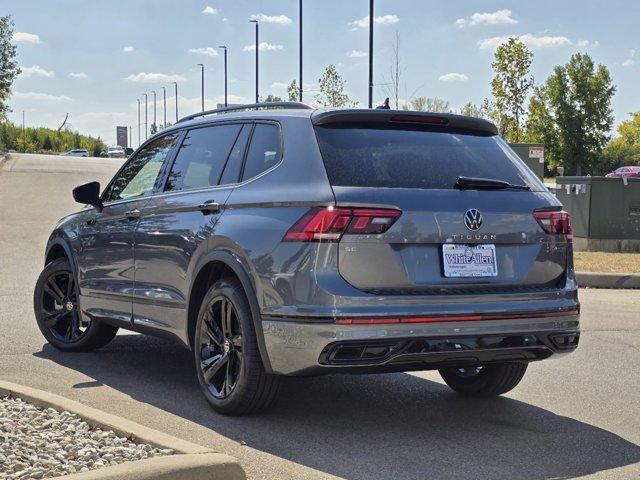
454 176 530 191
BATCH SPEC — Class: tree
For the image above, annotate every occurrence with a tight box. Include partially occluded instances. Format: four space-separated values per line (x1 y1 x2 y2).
460 102 482 118
150 123 158 135
529 53 615 175
402 97 451 113
262 94 283 103
314 64 357 108
490 37 534 142
601 112 640 173
382 32 403 109
0 15 21 121
287 80 299 102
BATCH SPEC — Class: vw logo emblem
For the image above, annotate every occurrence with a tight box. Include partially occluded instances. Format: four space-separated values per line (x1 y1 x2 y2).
464 209 483 231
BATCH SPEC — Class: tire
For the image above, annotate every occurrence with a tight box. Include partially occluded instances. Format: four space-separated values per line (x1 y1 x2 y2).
194 277 280 415
439 363 528 397
34 258 118 351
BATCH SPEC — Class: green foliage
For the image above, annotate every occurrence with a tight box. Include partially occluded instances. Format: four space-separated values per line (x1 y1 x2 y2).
490 37 534 142
287 80 299 102
600 112 640 173
525 53 615 175
0 15 21 121
262 94 283 103
402 97 451 113
150 123 158 135
0 122 106 155
315 65 357 108
460 102 482 118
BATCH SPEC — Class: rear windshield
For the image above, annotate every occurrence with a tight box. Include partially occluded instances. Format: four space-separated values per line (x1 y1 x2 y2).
314 125 543 191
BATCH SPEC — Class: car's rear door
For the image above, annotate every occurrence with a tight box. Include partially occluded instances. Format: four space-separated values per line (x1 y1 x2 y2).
131 122 250 342
312 114 569 294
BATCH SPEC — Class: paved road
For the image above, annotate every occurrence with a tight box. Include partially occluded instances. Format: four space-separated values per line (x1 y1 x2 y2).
1 153 639 479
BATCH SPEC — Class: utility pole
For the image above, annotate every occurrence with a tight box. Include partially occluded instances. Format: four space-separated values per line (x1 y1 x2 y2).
143 93 148 139
172 82 178 122
161 87 167 128
152 90 156 132
368 0 374 109
219 46 228 107
299 0 303 101
250 20 259 103
137 99 141 146
197 64 205 111
128 126 131 148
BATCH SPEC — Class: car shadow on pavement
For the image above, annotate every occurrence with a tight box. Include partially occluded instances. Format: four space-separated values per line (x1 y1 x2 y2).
36 335 640 480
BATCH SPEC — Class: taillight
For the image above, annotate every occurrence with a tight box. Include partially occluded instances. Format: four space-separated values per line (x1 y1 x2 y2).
283 207 401 242
533 209 572 241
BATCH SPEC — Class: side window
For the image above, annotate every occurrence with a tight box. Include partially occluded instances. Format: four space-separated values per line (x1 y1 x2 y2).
219 124 251 185
241 124 281 181
103 132 179 202
165 124 242 192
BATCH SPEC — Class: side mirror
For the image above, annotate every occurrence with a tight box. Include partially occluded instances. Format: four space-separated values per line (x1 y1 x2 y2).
72 181 103 212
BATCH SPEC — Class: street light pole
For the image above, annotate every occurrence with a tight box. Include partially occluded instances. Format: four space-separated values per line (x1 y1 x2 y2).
197 64 205 112
299 0 303 102
172 82 178 122
137 99 141 146
368 0 374 109
218 46 228 107
250 20 259 103
152 90 156 132
161 87 167 128
143 93 148 139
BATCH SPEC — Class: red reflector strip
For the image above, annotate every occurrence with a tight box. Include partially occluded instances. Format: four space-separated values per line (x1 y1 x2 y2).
389 114 449 125
334 309 579 325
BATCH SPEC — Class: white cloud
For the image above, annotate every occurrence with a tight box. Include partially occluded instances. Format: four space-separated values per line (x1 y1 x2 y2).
122 46 134 53
69 72 87 79
12 32 41 44
577 39 599 48
202 6 218 15
12 91 72 102
222 17 228 22
243 42 284 52
20 65 54 78
478 34 572 50
271 82 290 89
348 14 399 30
347 50 368 58
622 49 636 67
456 9 517 28
124 72 187 83
439 72 469 83
249 14 292 25
188 47 219 57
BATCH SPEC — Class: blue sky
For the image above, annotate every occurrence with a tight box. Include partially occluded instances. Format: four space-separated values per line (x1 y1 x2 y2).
7 0 640 145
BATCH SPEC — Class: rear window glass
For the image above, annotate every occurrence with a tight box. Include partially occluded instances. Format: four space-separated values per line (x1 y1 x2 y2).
314 125 543 191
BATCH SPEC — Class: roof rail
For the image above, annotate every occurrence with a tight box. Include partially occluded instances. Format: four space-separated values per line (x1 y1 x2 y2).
176 102 314 124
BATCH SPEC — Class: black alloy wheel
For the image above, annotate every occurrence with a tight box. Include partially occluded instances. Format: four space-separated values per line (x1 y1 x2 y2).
40 269 86 342
198 296 244 399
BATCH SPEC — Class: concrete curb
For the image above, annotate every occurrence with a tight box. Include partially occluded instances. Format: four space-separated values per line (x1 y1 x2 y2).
576 272 640 289
0 381 245 480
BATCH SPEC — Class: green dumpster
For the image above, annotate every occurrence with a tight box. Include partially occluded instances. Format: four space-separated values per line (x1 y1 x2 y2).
509 143 545 181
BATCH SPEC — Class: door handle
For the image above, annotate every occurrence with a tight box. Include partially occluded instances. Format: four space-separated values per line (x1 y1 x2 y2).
198 200 220 213
125 209 141 220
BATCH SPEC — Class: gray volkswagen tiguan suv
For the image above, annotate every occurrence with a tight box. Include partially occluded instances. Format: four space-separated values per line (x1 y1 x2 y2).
34 103 580 415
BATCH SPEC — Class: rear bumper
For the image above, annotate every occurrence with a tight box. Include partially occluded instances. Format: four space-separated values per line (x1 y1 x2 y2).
262 313 580 375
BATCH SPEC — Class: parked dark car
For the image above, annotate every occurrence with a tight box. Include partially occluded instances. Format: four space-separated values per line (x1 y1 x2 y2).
605 166 640 178
34 103 580 415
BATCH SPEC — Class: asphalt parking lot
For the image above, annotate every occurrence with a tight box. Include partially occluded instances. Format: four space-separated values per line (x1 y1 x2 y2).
1 153 639 479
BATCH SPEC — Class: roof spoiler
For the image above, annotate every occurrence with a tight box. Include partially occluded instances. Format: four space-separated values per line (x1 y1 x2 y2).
311 109 499 135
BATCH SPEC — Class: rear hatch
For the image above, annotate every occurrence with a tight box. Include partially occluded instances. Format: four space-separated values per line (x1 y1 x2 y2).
312 111 570 294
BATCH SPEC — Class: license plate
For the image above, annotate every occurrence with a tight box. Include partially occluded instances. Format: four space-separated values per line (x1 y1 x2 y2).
442 244 498 278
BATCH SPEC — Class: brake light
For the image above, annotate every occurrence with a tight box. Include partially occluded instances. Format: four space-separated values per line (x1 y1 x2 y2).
283 207 401 242
533 210 572 241
389 114 449 126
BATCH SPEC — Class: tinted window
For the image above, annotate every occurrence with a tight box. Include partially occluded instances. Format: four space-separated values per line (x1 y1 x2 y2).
241 124 281 181
103 133 179 202
165 124 241 192
315 126 543 191
220 124 251 185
